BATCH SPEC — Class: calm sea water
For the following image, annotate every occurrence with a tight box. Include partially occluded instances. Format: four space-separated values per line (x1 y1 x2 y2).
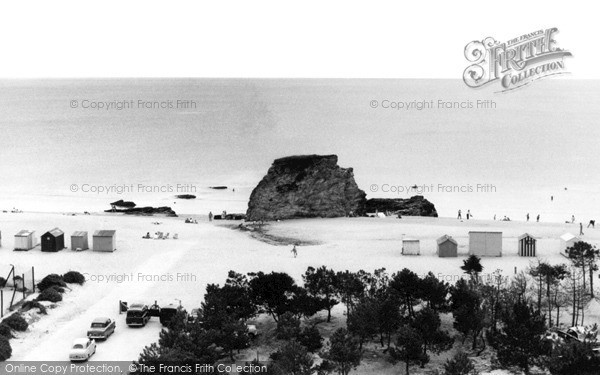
0 79 598 222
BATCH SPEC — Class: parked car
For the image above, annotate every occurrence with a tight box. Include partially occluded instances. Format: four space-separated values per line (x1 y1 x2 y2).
187 308 200 323
159 304 186 326
126 303 150 327
69 338 96 362
87 317 116 339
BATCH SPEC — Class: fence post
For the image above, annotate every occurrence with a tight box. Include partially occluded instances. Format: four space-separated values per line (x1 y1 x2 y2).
32 266 35 293
22 274 25 300
1 290 3 317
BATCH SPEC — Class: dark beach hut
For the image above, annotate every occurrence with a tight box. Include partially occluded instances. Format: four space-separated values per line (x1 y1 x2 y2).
71 231 89 251
41 228 65 252
436 235 458 257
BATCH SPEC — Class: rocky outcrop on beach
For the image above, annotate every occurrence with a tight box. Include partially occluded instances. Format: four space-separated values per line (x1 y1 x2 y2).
105 206 178 217
365 195 438 217
246 154 366 221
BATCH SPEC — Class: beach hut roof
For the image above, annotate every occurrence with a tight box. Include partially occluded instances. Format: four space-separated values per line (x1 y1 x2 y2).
469 231 502 234
15 230 34 237
72 231 88 237
45 228 64 237
518 233 537 240
402 237 419 242
94 230 116 237
561 233 578 241
437 235 457 245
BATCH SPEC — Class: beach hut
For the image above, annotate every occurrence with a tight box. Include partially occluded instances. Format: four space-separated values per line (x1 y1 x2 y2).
402 238 420 255
560 233 580 251
93 230 117 252
14 230 37 251
518 233 537 257
468 231 502 257
71 231 89 251
41 228 65 252
437 235 458 257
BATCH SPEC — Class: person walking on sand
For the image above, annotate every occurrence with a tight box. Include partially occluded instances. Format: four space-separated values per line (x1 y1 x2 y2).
580 222 584 236
527 213 530 222
291 244 298 258
208 211 213 222
457 209 462 220
466 210 471 220
537 214 540 222
551 196 554 202
571 215 575 224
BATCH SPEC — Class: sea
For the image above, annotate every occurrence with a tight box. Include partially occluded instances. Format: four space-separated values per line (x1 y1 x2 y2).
0 78 598 223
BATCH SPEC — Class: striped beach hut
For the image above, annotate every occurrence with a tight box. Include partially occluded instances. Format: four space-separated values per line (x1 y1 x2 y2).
14 230 37 251
402 238 420 255
437 235 458 257
71 231 89 251
518 233 537 257
93 230 117 252
469 231 502 257
41 228 65 252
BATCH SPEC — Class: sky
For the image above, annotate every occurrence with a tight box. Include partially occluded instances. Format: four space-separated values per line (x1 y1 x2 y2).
0 1 594 79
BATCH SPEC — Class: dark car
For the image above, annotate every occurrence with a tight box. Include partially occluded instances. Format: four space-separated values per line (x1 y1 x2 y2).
87 317 116 339
160 304 186 326
126 304 150 327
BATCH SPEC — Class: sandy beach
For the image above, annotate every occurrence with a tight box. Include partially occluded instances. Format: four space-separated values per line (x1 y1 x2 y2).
1 210 598 373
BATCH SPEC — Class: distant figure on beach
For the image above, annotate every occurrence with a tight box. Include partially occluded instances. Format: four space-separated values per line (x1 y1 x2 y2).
580 223 584 236
571 215 575 224
493 214 496 220
536 214 540 222
466 210 471 220
208 211 213 221
291 245 298 258
526 213 530 222
551 196 554 202
457 210 462 220
588 220 596 228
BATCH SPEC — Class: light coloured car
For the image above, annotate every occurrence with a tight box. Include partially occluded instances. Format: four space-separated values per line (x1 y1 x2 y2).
69 338 96 362
87 317 116 339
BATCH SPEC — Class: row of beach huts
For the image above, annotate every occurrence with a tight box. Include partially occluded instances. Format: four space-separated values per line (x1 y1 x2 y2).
402 231 582 257
0 229 116 252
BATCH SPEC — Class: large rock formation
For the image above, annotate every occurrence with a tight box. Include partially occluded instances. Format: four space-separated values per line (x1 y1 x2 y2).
246 155 366 221
365 196 438 217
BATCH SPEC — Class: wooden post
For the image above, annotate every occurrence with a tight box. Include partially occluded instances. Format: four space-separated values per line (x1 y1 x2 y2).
22 274 25 300
1 290 3 317
32 266 35 293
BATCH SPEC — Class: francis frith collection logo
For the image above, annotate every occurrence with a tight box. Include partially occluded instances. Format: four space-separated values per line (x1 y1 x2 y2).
463 28 572 92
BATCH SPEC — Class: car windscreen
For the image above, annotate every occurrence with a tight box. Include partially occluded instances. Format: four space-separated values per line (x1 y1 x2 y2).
91 323 106 328
72 344 83 349
127 310 144 317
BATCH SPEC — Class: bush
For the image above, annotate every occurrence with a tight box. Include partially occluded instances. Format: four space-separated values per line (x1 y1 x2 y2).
0 336 11 361
48 285 65 294
37 288 63 303
298 325 323 353
21 300 47 315
3 314 28 332
276 312 301 340
37 274 66 291
63 271 85 285
444 351 476 375
0 324 13 339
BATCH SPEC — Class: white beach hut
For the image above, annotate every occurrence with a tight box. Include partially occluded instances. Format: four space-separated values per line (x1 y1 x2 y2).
93 230 117 252
14 230 37 251
560 233 580 251
402 238 420 255
468 231 502 257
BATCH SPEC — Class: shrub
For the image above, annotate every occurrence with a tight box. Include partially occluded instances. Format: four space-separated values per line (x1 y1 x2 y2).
37 288 63 303
276 312 301 340
444 351 476 375
37 274 66 291
63 271 85 285
48 285 65 294
0 324 13 339
298 325 323 353
0 336 11 361
21 300 47 315
3 314 28 332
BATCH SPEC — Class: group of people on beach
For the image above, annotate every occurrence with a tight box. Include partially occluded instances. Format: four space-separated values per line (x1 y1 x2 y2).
457 209 472 220
184 218 198 224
